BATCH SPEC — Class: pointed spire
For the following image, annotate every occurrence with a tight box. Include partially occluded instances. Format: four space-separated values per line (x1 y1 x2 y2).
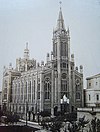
56 2 65 30
67 26 70 35
24 42 29 59
26 42 28 49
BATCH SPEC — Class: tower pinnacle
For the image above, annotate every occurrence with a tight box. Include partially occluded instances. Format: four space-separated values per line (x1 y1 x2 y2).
24 42 29 59
26 42 28 49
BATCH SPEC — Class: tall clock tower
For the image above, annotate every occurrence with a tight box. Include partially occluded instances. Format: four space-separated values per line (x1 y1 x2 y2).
52 8 71 110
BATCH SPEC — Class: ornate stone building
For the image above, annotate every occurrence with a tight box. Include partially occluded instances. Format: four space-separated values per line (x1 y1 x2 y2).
2 8 84 117
85 73 100 107
77 73 100 121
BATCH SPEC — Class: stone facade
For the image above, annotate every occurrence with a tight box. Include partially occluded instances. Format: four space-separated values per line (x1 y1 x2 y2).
85 73 100 107
2 8 83 118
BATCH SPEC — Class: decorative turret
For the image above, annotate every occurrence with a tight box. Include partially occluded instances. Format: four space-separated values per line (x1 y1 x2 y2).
41 61 44 70
46 53 50 63
24 42 29 59
51 51 53 60
41 61 44 66
9 63 12 69
75 66 78 71
71 54 74 62
80 65 83 74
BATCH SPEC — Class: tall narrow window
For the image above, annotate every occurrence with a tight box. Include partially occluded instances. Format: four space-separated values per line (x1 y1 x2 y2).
89 94 91 101
18 83 20 102
76 92 80 99
15 84 17 103
96 94 99 101
24 82 27 100
34 80 35 99
37 83 40 99
21 82 23 101
61 43 66 56
62 63 66 68
4 81 7 100
44 78 51 99
89 83 91 87
28 81 31 101
61 80 67 91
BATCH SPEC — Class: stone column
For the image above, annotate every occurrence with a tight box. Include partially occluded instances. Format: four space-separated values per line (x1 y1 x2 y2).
51 67 54 116
55 71 58 103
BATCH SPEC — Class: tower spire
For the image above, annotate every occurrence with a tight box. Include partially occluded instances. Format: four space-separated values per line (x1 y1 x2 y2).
56 1 65 30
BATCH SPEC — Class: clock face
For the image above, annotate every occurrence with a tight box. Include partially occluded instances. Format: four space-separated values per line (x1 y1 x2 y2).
62 73 67 79
76 79 80 85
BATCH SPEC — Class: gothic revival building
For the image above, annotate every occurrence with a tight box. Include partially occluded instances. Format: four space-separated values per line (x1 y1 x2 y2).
2 8 84 117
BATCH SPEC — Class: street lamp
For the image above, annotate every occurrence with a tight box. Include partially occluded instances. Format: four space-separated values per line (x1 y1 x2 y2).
60 95 69 113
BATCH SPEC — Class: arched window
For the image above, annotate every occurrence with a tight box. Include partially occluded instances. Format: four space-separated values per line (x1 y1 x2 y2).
28 81 31 101
18 83 20 94
96 94 99 101
76 92 81 99
37 83 40 99
89 94 91 101
44 78 51 99
21 82 23 101
61 80 67 91
24 82 27 100
61 43 66 56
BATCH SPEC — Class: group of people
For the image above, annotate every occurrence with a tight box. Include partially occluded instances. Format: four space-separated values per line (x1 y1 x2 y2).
60 117 100 132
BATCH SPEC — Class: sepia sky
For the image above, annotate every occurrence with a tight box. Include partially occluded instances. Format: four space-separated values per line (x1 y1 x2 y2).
0 0 100 90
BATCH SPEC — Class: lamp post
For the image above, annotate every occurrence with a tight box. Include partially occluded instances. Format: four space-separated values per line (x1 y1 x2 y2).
60 95 69 113
60 99 63 113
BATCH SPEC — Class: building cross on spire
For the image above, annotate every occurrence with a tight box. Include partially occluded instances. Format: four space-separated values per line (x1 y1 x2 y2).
59 1 62 10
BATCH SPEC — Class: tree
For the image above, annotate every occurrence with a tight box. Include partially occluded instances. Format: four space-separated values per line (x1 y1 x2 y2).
78 116 89 132
91 117 96 132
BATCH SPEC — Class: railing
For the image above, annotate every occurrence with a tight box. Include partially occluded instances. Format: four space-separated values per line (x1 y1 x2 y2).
19 119 42 129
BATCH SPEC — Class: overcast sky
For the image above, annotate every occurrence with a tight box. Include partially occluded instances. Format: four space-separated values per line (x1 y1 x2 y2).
0 0 100 90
